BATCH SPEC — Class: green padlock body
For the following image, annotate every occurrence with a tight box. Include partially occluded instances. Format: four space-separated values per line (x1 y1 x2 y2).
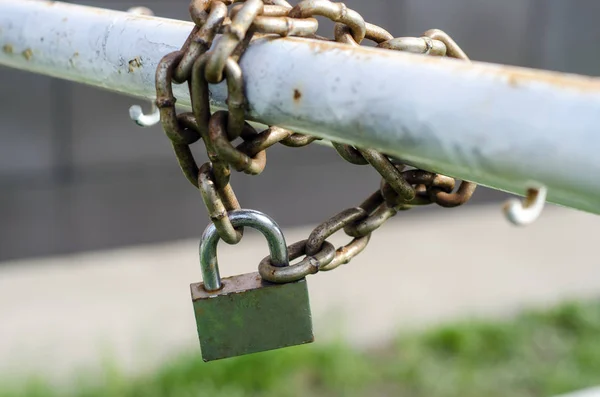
191 272 314 361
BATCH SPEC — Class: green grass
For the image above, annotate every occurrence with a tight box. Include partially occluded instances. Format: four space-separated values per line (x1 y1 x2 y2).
4 300 600 397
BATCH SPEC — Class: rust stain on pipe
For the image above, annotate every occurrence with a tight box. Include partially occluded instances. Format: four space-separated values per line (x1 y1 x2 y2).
22 48 33 60
128 56 142 73
293 88 302 102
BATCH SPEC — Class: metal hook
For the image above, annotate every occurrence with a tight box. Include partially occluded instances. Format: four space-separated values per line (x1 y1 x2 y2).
127 6 160 127
503 185 547 226
127 6 154 16
129 104 160 127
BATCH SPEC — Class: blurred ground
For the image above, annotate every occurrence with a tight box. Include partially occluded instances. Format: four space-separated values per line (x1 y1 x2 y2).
5 300 600 397
1 204 600 382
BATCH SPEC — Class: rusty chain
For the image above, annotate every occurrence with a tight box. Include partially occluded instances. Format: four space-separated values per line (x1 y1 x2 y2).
157 0 318 245
155 0 477 280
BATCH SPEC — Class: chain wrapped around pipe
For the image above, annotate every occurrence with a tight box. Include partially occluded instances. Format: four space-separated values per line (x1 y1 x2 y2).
257 2 477 282
155 0 478 279
156 0 320 245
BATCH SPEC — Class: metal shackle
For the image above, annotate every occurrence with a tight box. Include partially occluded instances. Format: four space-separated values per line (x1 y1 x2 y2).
200 209 288 291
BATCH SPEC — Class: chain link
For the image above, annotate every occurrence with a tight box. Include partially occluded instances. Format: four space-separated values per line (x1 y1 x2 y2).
156 0 478 280
198 162 243 244
174 1 228 83
231 3 319 36
378 37 446 56
259 240 335 283
288 1 366 43
334 22 393 46
204 0 262 84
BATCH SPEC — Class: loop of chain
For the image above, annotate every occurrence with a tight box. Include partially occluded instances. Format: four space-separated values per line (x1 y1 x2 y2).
259 240 336 283
158 0 326 245
423 28 469 60
188 0 319 167
334 22 393 46
231 3 319 37
288 0 366 43
208 111 267 174
306 207 367 255
331 142 368 165
259 207 372 282
381 170 456 208
306 208 372 271
188 3 265 243
343 190 398 238
174 1 229 84
280 133 321 147
156 52 205 188
262 193 378 282
378 36 446 56
324 234 371 271
189 0 234 27
358 148 416 203
204 0 263 84
198 162 244 244
156 52 202 147
278 23 480 276
329 23 477 220
157 0 478 275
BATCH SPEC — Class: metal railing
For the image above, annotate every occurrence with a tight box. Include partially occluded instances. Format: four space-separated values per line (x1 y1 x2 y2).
1 0 600 215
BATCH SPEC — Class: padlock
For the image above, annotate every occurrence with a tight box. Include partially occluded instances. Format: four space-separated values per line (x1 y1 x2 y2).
190 209 314 361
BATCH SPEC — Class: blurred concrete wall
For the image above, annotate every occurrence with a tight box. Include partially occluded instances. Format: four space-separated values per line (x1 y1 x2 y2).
1 0 599 261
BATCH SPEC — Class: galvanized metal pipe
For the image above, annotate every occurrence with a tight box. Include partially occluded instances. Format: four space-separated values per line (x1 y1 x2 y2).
2 0 600 214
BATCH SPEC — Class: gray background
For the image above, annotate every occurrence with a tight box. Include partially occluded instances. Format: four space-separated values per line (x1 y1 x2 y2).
1 0 598 261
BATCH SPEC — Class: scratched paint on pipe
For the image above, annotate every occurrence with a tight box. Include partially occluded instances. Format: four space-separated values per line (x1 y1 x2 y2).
0 0 192 98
